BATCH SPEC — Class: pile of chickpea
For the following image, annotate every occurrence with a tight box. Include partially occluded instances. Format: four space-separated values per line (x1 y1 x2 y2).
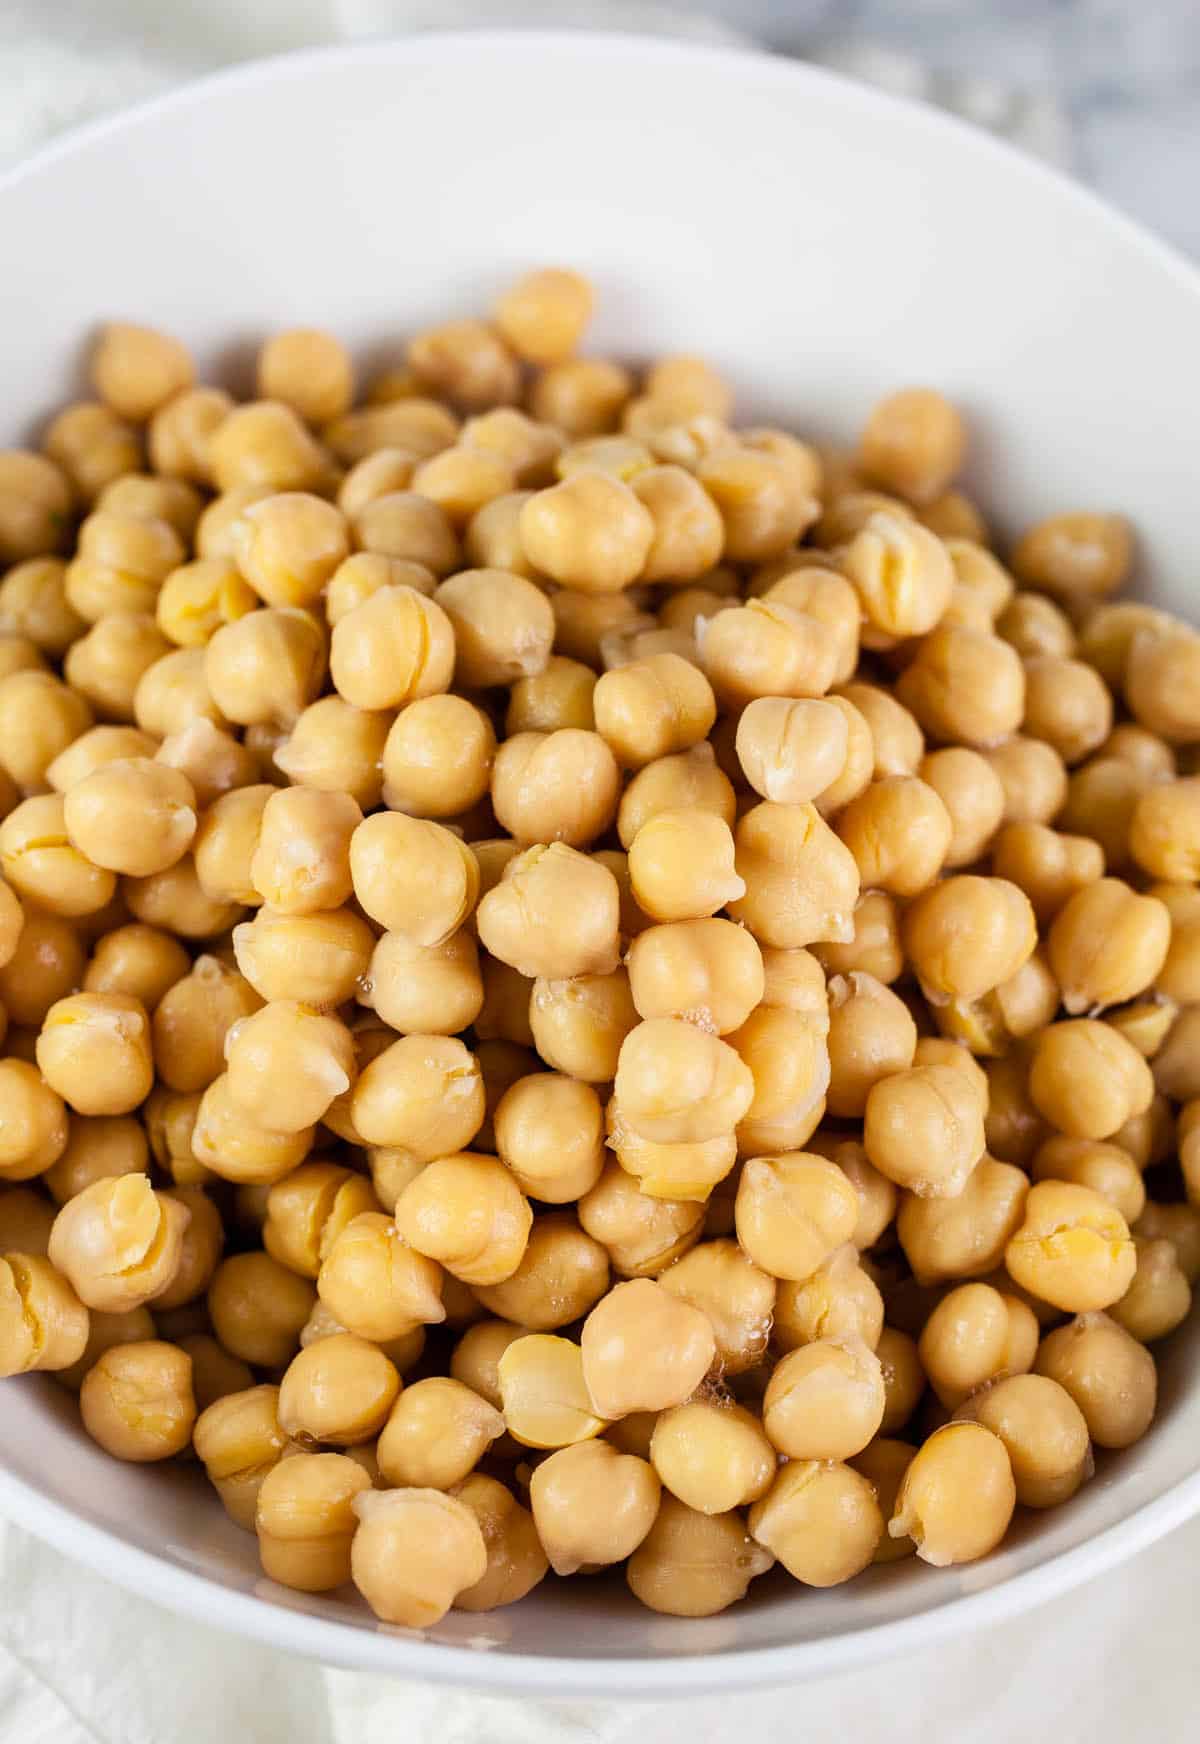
0 266 1198 1629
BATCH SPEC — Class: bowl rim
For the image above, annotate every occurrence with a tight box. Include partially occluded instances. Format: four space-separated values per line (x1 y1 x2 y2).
2 26 1200 1697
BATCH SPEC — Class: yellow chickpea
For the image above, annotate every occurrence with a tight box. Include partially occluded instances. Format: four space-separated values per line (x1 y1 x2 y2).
1011 511 1132 599
997 591 1078 660
490 728 618 847
864 1060 987 1197
477 843 620 980
1006 1179 1136 1312
903 876 1037 1004
528 968 638 1083
257 328 354 425
889 1421 1015 1565
1029 1020 1153 1141
836 776 952 898
1046 879 1169 1013
896 625 1026 748
858 388 965 505
1035 1311 1156 1448
897 1156 1030 1286
984 735 1069 827
1124 624 1200 744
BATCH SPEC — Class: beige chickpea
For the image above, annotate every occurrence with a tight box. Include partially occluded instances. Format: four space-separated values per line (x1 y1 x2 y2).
1011 511 1131 599
43 723 154 792
1128 775 1200 882
80 1339 195 1462
903 875 1037 1006
698 600 837 711
897 1157 1030 1288
695 447 817 563
450 1319 525 1411
348 811 477 946
836 775 953 899
223 1003 354 1134
991 821 1106 925
97 473 202 542
0 450 72 564
863 1060 986 1197
477 843 619 980
0 911 84 1029
528 356 632 436
852 1439 920 1563
516 472 652 593
207 400 332 496
204 607 324 729
897 626 1026 751
144 386 231 486
61 758 196 881
766 1328 885 1467
831 682 922 781
253 1450 369 1592
579 1278 714 1419
489 728 616 848
43 402 142 503
472 955 534 1048
349 1486 486 1626
627 1493 773 1616
916 1281 1027 1409
1077 601 1169 689
409 445 516 527
730 1004 829 1155
526 1439 660 1578
327 397 458 467
748 1458 882 1588
1046 878 1169 1014
625 808 743 923
728 800 860 948
1135 1201 1200 1284
1035 1311 1156 1448
0 1253 88 1377
48 1173 187 1314
889 1420 1015 1565
734 696 849 806
462 411 563 490
275 1332 400 1448
578 1165 704 1284
0 556 86 657
1124 624 1200 744
0 669 93 789
841 510 955 640
378 695 494 820
592 652 715 770
812 891 903 987
150 1185 224 1310
761 569 861 689
471 1213 607 1331
442 1473 548 1610
1023 654 1114 766
997 591 1078 660
802 1137 894 1252
873 1326 926 1432
230 492 348 610
547 585 646 668
626 918 763 1037
1147 882 1200 1005
733 1152 858 1281
496 1333 607 1448
656 1238 775 1376
954 1372 1092 1508
350 1033 483 1160
0 793 114 918
271 699 389 812
773 1244 884 1353
391 1152 530 1288
1099 721 1176 780
613 1017 753 1147
505 656 596 737
983 734 1069 827
825 973 917 1119
1109 1236 1191 1344
90 323 192 422
915 746 1005 867
43 1114 147 1206
63 613 171 720
0 634 46 683
327 586 451 714
1058 756 1146 875
325 550 434 624
1028 1020 1153 1141
374 1375 502 1491
626 464 724 584
1031 1139 1145 1227
858 387 965 504
65 509 182 622
190 1072 314 1186
315 1210 444 1344
981 1050 1049 1167
492 1075 604 1203
406 317 519 410
1006 1179 1136 1312
155 718 258 811
244 787 359 917
489 267 594 364
427 571 550 693
363 928 482 1037
263 1161 378 1280
151 954 261 1092
528 967 637 1082
0 1057 67 1180
256 328 353 425
207 1250 316 1367
36 991 152 1116
1146 1005 1200 1103
606 1116 736 1203
352 490 460 578
617 749 734 854
175 1334 252 1414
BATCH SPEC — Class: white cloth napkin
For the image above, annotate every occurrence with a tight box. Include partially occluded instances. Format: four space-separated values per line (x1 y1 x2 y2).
0 8 1153 1744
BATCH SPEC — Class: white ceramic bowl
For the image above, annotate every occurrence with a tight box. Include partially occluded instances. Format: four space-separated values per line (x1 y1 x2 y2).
1 29 1198 1700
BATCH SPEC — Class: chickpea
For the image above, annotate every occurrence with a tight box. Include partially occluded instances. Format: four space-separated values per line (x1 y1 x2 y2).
1005 1178 1136 1313
901 630 1027 754
528 967 637 1082
732 696 847 806
612 1017 752 1148
745 1457 884 1590
36 991 153 1116
1011 511 1131 599
207 1250 315 1367
0 1187 56 1257
1028 1020 1153 1141
63 613 171 721
991 821 1105 926
191 1067 315 1183
263 1160 378 1280
726 800 859 948
864 1059 986 1198
606 1117 735 1203
578 1162 704 1278
652 1240 772 1377
55 760 197 887
376 699 493 822
1098 723 1176 783
253 327 353 426
1033 1311 1155 1449
733 1152 858 1282
315 1210 444 1344
626 1492 773 1616
495 1333 606 1449
623 808 741 924
43 1114 147 1205
204 606 325 729
78 1338 195 1463
523 1440 659 1579
46 1173 186 1318
350 1034 483 1160
0 1252 88 1377
626 918 762 1038
152 719 255 812
448 1473 549 1611
822 972 916 1120
192 1383 296 1528
362 927 480 1037
266 704 385 816
0 1059 62 1182
0 912 84 1029
888 1420 1016 1564
504 657 595 740
590 653 714 772
997 591 1077 661
1136 1201 1200 1283
774 1244 884 1352
1043 878 1167 1016
274 1332 400 1449
869 1325 924 1433
491 1074 603 1203
0 556 85 659
527 355 630 435
0 669 92 789
903 876 1037 1008
147 1185 222 1310
352 1486 489 1628
490 728 616 849
1025 654 1114 767
1127 776 1200 883
1124 625 1200 743
840 511 955 642
0 450 72 565
477 843 619 980
694 446 816 563
698 600 837 711
389 1151 529 1289
855 387 964 505
150 954 260 1093
462 411 563 490
727 1004 827 1155
222 1002 353 1134
89 322 192 423
577 1278 713 1420
896 1156 1030 1288
44 401 143 503
252 1450 368 1592
1109 1236 1191 1344
470 1217 605 1335
910 746 1002 868
761 1336 884 1461
984 735 1069 827
0 793 112 919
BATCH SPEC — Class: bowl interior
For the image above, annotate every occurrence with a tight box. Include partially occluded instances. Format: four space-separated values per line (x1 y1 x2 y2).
1 30 1199 1695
